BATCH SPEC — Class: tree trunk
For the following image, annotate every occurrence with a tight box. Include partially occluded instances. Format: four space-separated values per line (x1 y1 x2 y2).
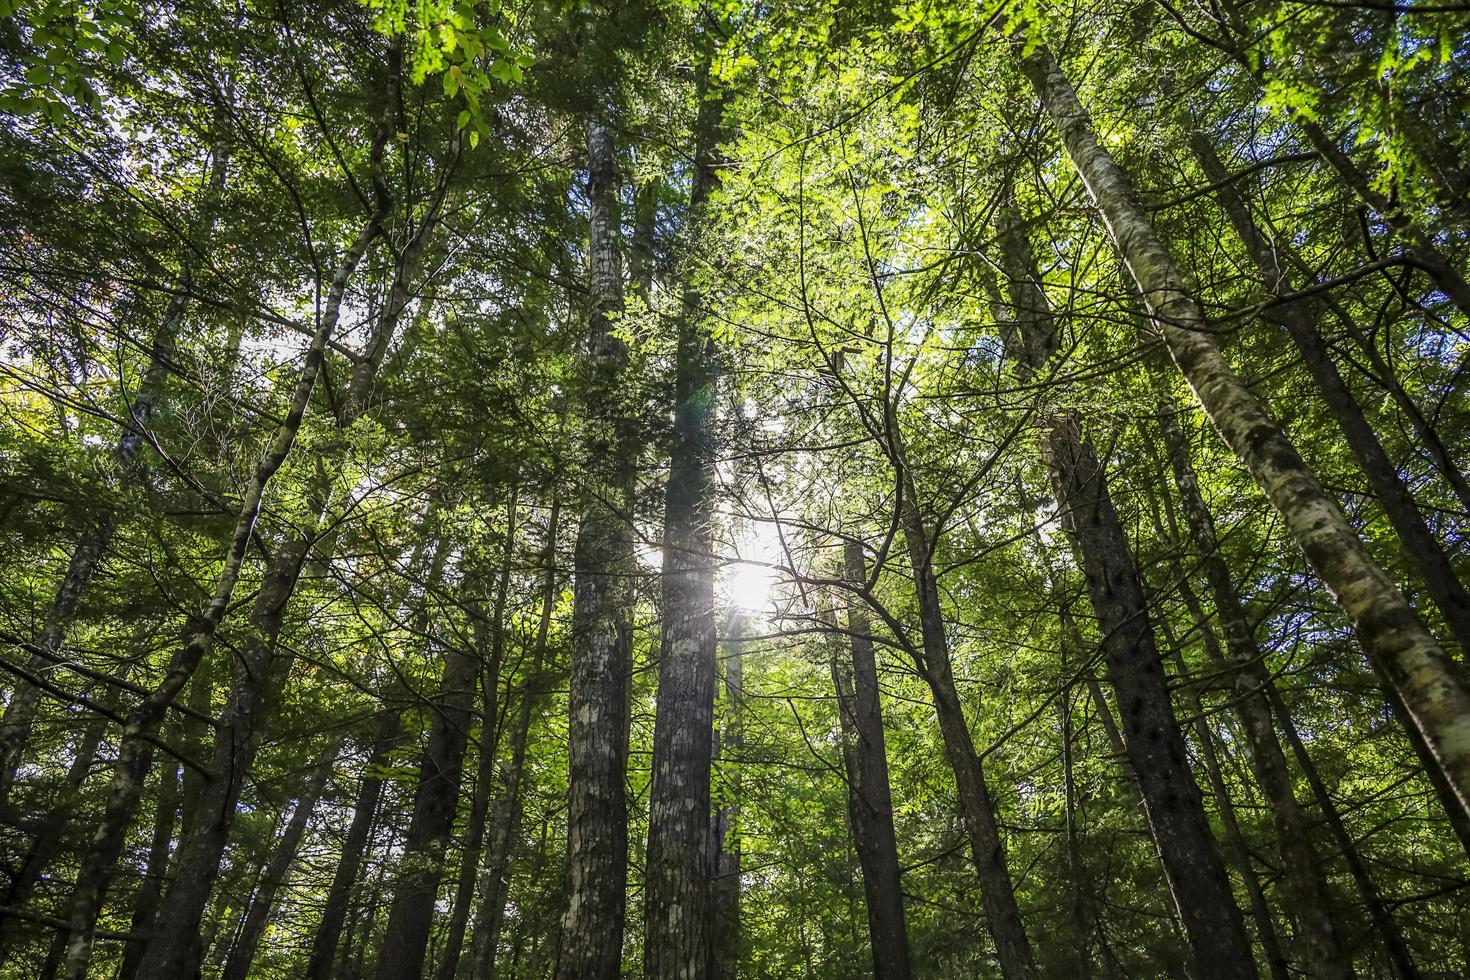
995 188 1256 978
832 540 911 980
220 737 342 980
57 82 394 979
306 710 401 980
710 612 743 980
1263 683 1422 980
435 491 518 980
0 140 231 806
1187 132 1470 658
644 48 726 980
377 566 485 978
115 759 179 980
469 499 559 980
554 115 635 980
1152 605 1292 980
895 463 1038 979
0 705 116 969
1018 41 1470 830
1157 397 1356 977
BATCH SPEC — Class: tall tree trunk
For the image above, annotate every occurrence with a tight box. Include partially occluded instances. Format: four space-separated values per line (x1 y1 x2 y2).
0 704 116 968
895 463 1038 979
1057 612 1091 980
644 47 726 980
1017 41 1470 829
220 736 342 980
116 759 179 980
1157 396 1355 978
0 139 231 805
136 170 447 978
554 115 635 980
995 190 1256 978
1263 683 1422 980
435 491 518 980
1187 132 1470 657
710 612 743 980
376 561 486 978
1152 603 1292 980
57 78 394 978
306 709 401 980
469 499 559 980
832 540 911 980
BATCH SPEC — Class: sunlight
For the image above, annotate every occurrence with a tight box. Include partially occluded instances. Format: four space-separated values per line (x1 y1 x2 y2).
720 519 785 614
725 560 777 612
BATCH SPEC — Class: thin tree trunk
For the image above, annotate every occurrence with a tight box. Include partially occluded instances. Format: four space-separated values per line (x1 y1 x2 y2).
995 189 1256 978
57 94 393 977
220 736 342 980
554 115 635 980
895 463 1038 979
710 613 743 980
832 540 911 980
0 139 231 805
644 47 726 980
136 164 446 977
1187 132 1470 658
1018 41 1470 829
436 490 519 980
115 759 179 980
0 704 115 968
306 710 401 980
469 500 559 980
1058 613 1091 980
1157 396 1355 978
1263 683 1422 980
377 564 485 978
1153 606 1292 980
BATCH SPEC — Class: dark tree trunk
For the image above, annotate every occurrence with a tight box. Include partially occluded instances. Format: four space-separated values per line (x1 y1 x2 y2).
1157 396 1355 978
994 190 1255 978
895 463 1038 979
832 540 911 980
59 88 394 979
377 569 485 979
1017 39 1470 839
554 115 635 980
1263 684 1422 980
469 500 559 980
436 492 518 980
0 139 230 806
220 737 342 980
710 613 743 980
116 759 180 980
306 710 401 980
1188 132 1470 658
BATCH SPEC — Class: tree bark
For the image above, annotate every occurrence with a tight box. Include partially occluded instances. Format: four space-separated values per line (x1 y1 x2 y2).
995 189 1256 979
710 613 742 980
644 47 726 980
1018 41 1470 832
220 737 342 980
832 540 911 980
554 115 636 980
895 461 1038 979
469 500 560 980
435 491 518 980
1157 396 1355 978
306 709 401 980
376 563 485 978
1187 132 1470 659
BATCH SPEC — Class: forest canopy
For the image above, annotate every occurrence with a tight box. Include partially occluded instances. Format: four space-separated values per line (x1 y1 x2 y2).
1 0 1469 977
